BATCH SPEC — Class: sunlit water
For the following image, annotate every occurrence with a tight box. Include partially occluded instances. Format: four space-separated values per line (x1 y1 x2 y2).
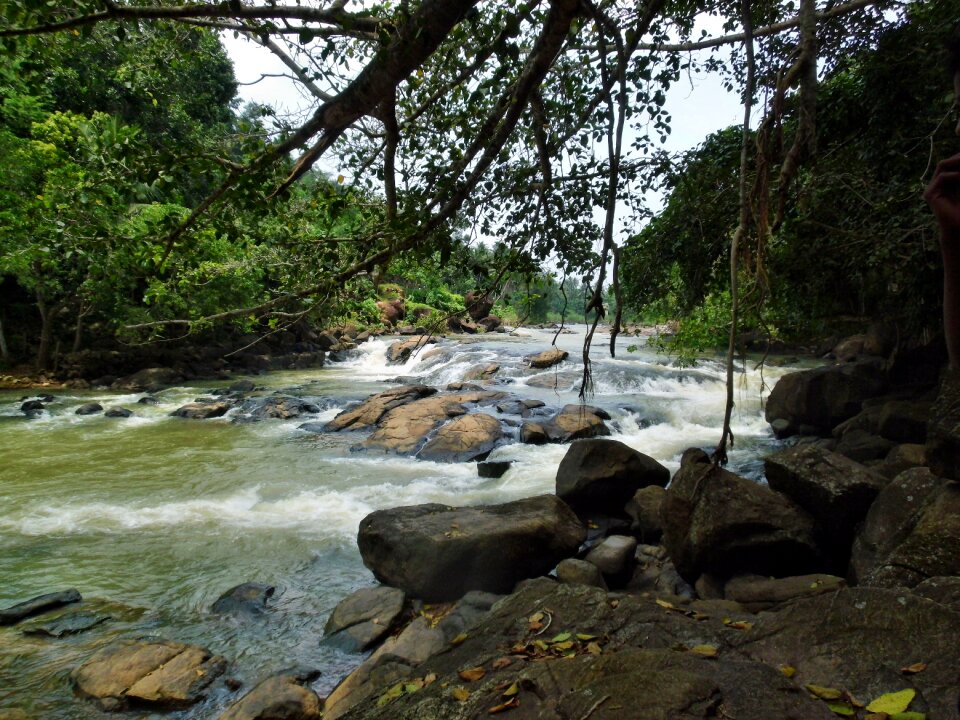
0 327 797 717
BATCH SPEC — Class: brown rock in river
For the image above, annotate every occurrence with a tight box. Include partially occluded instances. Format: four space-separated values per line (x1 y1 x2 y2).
526 347 568 369
218 672 321 720
324 385 437 432
72 639 226 710
417 412 502 462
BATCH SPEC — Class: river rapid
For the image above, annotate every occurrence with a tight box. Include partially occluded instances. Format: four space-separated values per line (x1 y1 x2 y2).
0 326 797 717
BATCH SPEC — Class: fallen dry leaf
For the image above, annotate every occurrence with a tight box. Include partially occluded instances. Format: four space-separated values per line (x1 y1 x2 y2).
805 684 843 701
901 662 927 675
492 657 513 670
488 697 521 714
459 667 487 682
451 687 471 702
689 644 718 658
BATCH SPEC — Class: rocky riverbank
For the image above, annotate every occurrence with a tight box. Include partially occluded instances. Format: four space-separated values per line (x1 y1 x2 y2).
2 329 958 719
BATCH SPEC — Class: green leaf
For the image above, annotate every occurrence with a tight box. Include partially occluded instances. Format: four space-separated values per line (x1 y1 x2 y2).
550 632 571 643
890 713 926 720
826 702 855 716
805 685 843 701
866 689 915 714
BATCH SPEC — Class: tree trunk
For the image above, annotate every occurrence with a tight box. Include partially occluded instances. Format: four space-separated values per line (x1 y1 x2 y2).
36 293 59 371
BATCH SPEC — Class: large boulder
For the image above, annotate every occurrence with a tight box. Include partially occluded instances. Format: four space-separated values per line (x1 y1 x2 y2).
850 470 960 588
72 639 226 711
463 290 494 321
526 347 568 369
661 449 820 583
75 402 103 416
733 588 960 720
357 391 505 456
764 358 886 436
376 299 405 326
723 573 846 612
556 439 669 515
323 586 406 653
357 495 585 601
218 670 322 720
324 385 437 432
927 369 960 479
625 486 666 543
764 444 887 571
417 413 502 463
877 398 930 443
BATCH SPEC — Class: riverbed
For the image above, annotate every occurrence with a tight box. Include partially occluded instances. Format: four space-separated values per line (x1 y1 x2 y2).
0 327 796 717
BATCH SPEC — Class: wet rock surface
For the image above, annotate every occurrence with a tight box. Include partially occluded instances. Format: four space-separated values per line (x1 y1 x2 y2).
72 639 226 710
211 583 275 618
170 400 233 419
218 670 322 720
323 586 406 652
0 589 81 626
324 385 437 432
418 413 503 462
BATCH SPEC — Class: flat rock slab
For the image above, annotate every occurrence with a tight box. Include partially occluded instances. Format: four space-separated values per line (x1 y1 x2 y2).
218 672 322 720
357 495 585 601
418 413 502 462
0 589 81 626
72 639 226 710
733 587 960 719
333 579 833 720
22 611 110 637
324 586 406 653
723 573 846 612
358 391 506 456
325 385 437 432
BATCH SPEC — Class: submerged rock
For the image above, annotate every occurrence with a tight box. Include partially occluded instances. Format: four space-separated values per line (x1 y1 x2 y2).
357 495 585 601
104 407 133 418
75 402 103 415
0 589 81 626
72 639 226 710
477 460 511 478
22 611 110 637
211 583 275 618
235 396 321 421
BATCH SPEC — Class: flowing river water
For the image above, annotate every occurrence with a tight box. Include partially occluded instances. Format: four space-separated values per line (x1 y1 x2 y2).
0 327 798 717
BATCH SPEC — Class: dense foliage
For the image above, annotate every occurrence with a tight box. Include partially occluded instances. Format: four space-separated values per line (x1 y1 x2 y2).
0 0 947 378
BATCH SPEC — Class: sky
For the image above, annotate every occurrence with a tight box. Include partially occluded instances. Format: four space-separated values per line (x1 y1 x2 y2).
221 23 746 239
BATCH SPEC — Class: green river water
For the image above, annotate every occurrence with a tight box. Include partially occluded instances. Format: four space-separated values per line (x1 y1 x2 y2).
0 329 790 717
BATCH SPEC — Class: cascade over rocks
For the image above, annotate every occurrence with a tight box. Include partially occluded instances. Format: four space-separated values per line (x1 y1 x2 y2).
765 358 887 437
556 438 669 515
356 495 585 601
324 385 437 432
661 449 820 583
385 337 433 364
72 639 226 711
417 412 502 462
764 444 887 571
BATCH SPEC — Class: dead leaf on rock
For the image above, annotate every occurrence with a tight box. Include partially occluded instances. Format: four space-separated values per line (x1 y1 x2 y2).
586 641 602 655
450 633 468 646
779 665 797 678
488 697 521 714
805 684 844 701
503 682 520 697
723 618 753 630
459 667 487 682
689 644 718 658
900 662 927 675
451 686 471 702
492 657 513 670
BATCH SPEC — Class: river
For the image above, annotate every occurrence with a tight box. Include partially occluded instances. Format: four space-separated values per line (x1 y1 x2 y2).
0 326 795 717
